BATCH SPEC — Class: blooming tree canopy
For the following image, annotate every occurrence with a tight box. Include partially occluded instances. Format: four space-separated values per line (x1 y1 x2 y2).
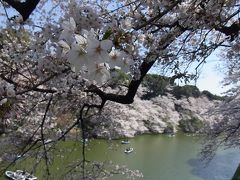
0 0 239 103
0 0 239 178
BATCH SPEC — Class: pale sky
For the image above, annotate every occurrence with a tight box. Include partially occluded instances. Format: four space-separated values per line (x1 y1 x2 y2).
0 5 230 96
150 53 229 96
196 59 227 95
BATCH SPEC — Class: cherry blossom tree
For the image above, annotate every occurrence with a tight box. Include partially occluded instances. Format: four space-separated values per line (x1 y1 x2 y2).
201 34 240 161
0 0 239 178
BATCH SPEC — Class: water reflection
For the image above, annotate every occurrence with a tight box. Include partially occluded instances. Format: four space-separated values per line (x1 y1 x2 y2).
188 150 240 180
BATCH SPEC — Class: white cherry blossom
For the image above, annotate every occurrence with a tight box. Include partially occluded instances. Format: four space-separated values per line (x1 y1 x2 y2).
58 40 70 56
6 85 15 97
0 98 7 106
121 17 133 30
86 37 113 64
67 43 88 72
67 33 103 72
109 49 125 66
109 49 134 72
59 17 76 43
86 63 111 85
120 56 134 72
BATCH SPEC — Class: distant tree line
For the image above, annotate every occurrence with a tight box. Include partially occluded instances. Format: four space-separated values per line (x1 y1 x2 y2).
141 74 224 100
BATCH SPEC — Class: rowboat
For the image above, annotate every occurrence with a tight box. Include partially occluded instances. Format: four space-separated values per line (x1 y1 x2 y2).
121 140 130 144
5 170 37 180
124 148 134 154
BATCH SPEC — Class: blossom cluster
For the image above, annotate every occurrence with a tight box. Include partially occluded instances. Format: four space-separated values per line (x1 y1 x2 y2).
58 16 134 85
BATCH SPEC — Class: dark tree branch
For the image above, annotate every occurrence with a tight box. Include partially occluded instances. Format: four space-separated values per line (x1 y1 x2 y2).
0 73 57 95
0 0 10 20
2 0 40 21
215 18 240 41
40 94 53 177
151 20 189 33
86 60 155 106
133 0 182 30
0 68 71 97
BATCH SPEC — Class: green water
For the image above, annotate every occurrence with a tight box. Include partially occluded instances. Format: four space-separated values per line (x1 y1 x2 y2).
1 134 240 180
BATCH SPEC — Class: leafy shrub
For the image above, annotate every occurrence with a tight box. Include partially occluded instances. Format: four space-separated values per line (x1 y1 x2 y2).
178 116 203 133
201 90 224 101
0 100 12 118
110 69 130 88
141 74 170 99
172 85 201 99
163 121 175 134
0 100 12 134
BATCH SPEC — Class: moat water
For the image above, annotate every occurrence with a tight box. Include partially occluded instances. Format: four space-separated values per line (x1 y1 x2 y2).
1 133 239 180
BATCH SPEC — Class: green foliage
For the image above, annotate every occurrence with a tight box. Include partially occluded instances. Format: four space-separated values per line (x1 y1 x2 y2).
110 69 130 87
141 74 170 99
102 29 112 40
0 100 12 134
141 74 224 101
201 90 224 101
163 121 175 134
0 100 12 118
172 85 201 99
179 116 203 133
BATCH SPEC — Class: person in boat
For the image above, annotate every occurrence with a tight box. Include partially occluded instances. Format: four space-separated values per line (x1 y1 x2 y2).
121 139 129 144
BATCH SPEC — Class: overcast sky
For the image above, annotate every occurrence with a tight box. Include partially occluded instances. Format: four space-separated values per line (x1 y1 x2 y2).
196 59 227 95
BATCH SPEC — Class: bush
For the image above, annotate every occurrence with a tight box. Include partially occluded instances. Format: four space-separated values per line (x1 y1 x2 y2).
110 69 130 88
0 100 12 118
179 116 203 133
201 90 224 101
141 74 170 99
172 85 201 99
0 100 12 134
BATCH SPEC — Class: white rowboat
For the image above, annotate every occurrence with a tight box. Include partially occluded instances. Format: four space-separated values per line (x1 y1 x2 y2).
121 140 130 144
5 170 37 180
124 148 133 154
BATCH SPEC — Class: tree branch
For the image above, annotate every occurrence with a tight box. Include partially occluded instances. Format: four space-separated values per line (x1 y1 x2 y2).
133 0 182 30
2 0 40 21
215 19 240 41
86 60 155 105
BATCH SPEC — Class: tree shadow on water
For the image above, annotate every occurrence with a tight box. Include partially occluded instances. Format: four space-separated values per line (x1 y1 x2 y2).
187 150 240 180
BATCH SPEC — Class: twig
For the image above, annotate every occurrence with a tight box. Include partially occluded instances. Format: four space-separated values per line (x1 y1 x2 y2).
0 0 11 21
40 94 53 177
